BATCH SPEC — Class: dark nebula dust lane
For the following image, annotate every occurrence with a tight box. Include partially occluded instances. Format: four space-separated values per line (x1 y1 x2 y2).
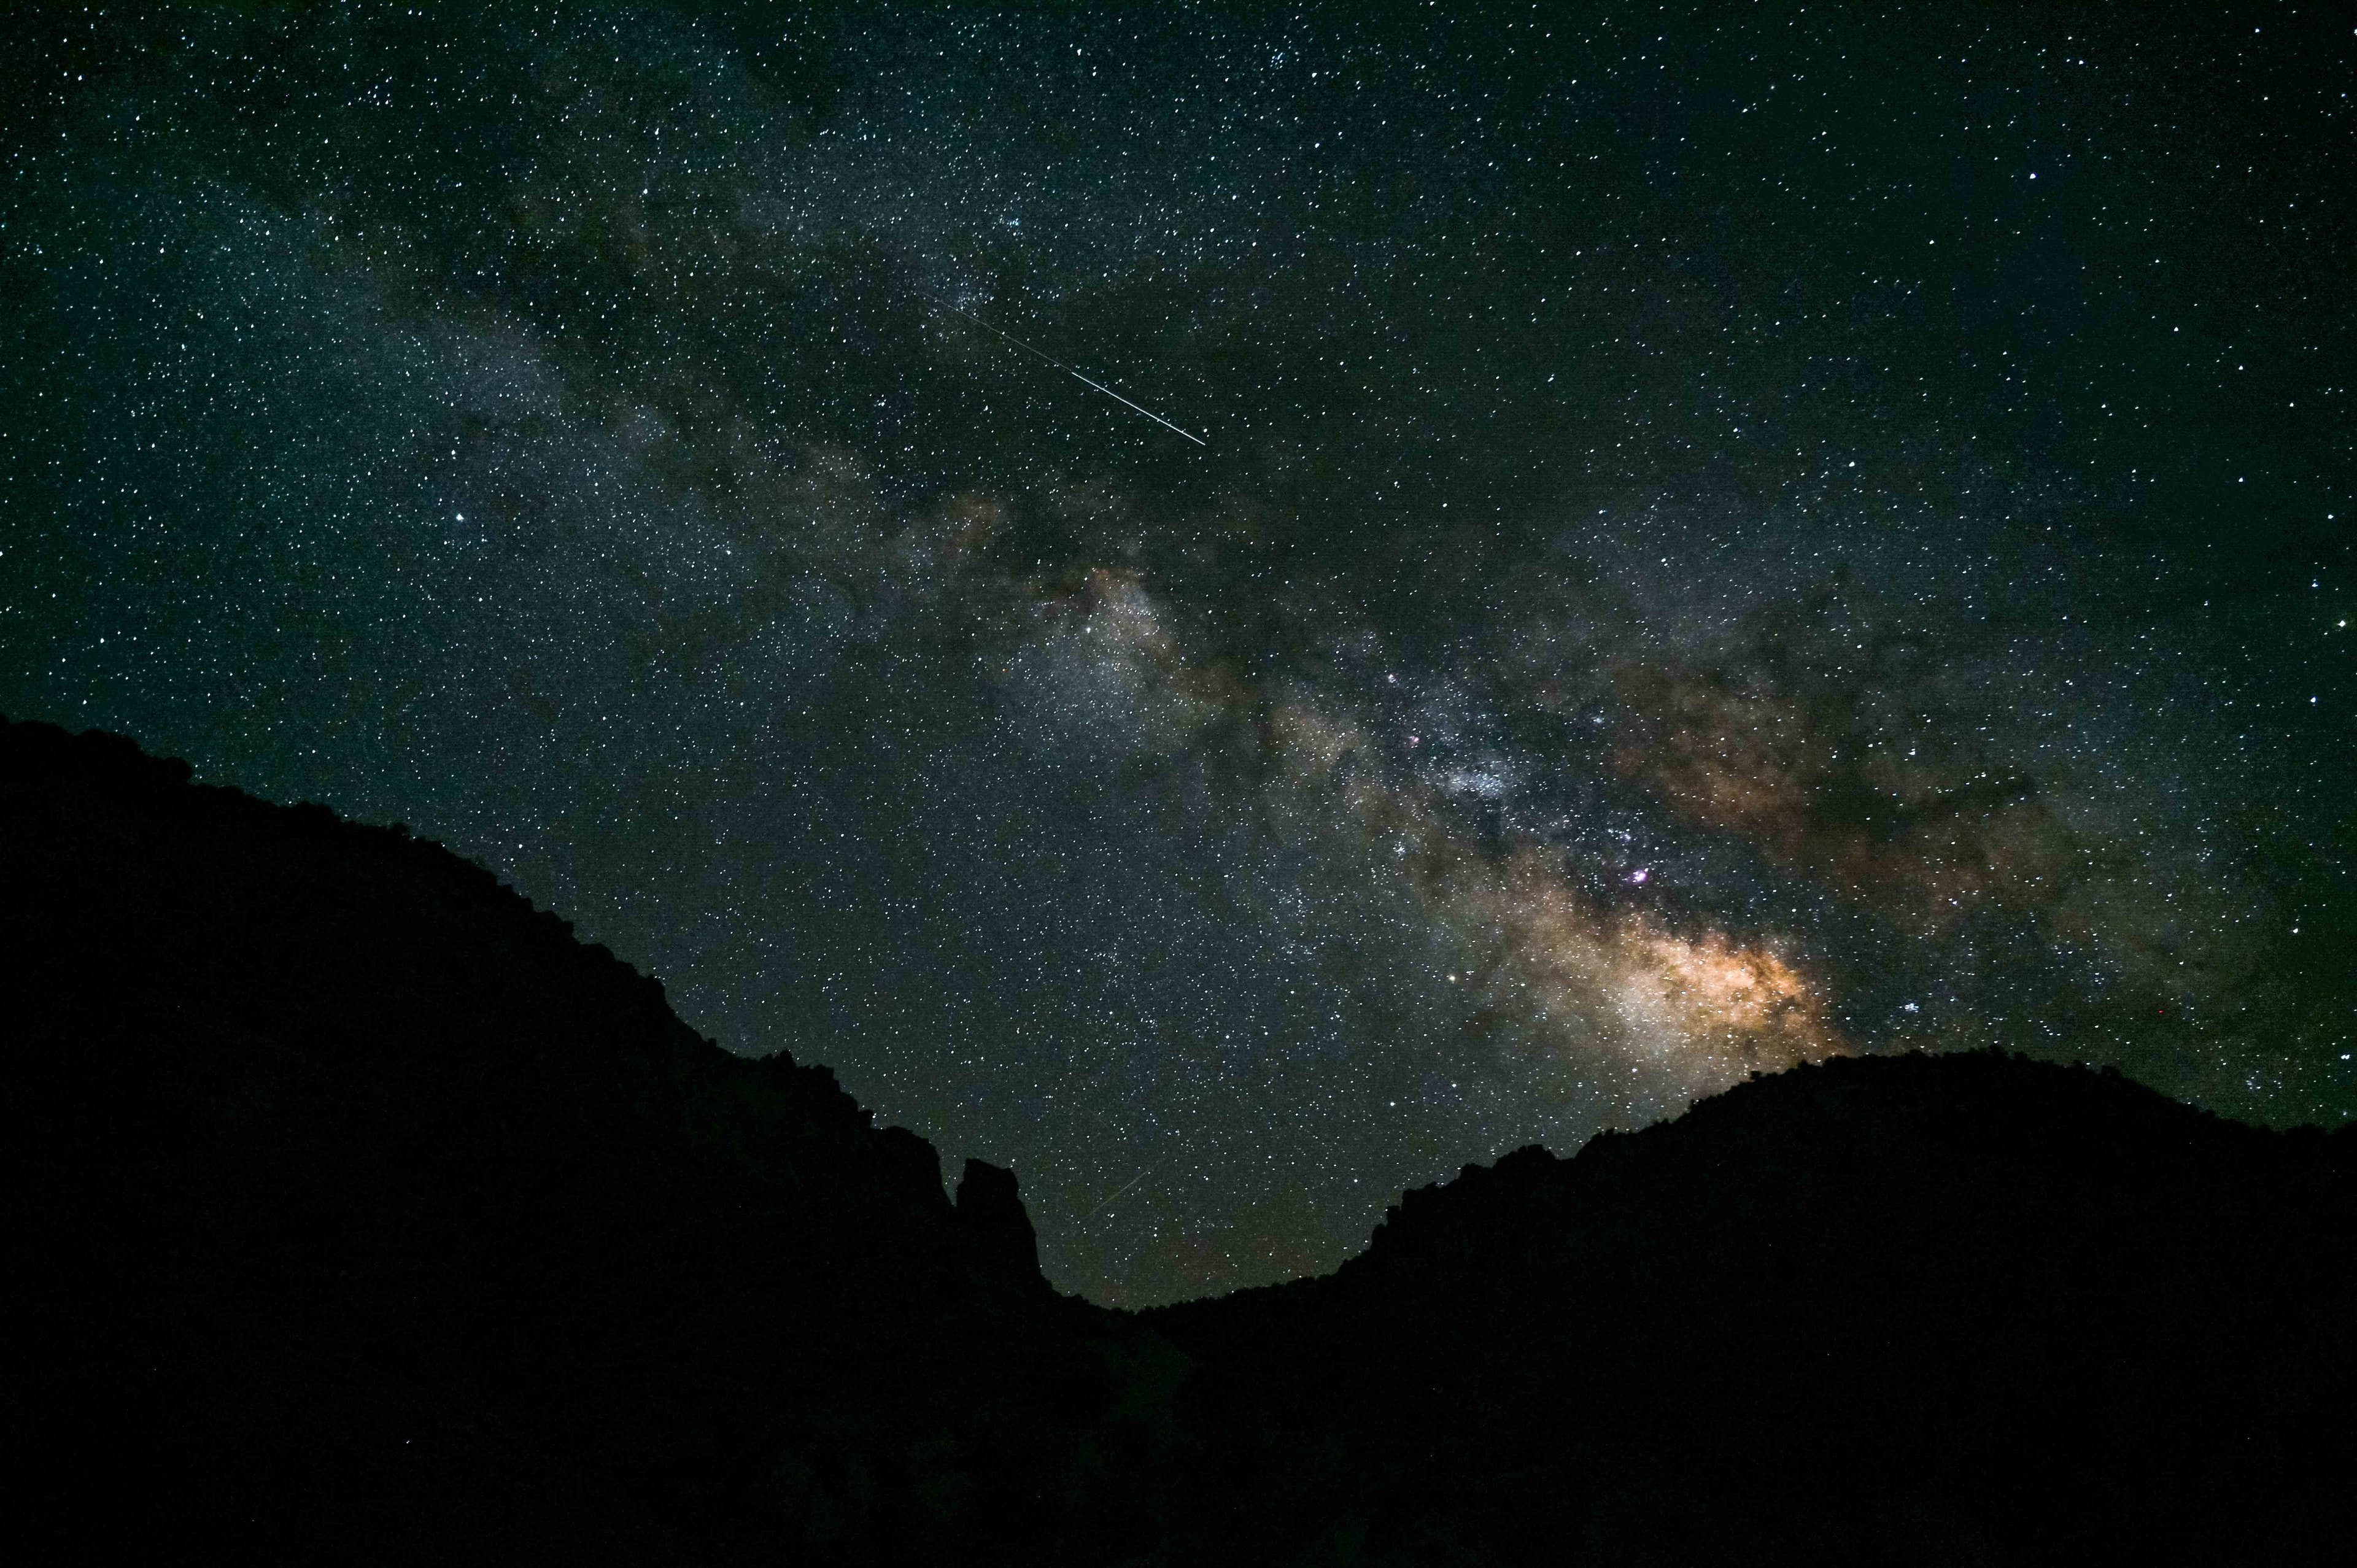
4 2 2351 1304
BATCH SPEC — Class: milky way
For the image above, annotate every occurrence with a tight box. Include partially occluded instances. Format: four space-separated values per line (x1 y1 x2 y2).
4 2 2350 1303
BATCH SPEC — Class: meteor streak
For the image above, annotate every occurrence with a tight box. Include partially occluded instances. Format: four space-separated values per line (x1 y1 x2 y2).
1083 1159 1164 1218
921 292 1207 446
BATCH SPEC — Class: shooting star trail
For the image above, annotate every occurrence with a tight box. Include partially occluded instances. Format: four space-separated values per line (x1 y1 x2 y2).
1083 1159 1164 1219
920 292 1207 446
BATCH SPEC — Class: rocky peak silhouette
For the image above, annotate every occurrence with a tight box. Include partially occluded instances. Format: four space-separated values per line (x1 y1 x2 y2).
956 1157 1047 1284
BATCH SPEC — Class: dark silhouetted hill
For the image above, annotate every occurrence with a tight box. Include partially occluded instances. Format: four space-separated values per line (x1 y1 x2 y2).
6 714 2351 1565
1 716 1173 1565
1150 1052 2357 1564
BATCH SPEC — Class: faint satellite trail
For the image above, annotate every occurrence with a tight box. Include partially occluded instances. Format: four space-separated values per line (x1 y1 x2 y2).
921 291 1207 446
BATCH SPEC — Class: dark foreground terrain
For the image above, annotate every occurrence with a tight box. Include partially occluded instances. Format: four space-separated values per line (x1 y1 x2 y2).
6 715 2351 1565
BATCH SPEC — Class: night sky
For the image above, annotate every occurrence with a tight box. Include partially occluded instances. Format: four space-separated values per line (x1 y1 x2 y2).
6 1 2351 1306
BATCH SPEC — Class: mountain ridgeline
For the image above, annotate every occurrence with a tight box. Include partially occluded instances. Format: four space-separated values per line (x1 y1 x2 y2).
5 715 2351 1565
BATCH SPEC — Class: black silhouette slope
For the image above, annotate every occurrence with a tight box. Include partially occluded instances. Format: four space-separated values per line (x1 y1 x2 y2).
0 717 1182 1565
1151 1052 2357 1564
7 714 2353 1566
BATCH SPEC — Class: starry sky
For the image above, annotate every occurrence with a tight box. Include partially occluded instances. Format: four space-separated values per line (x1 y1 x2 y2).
5 1 2351 1305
